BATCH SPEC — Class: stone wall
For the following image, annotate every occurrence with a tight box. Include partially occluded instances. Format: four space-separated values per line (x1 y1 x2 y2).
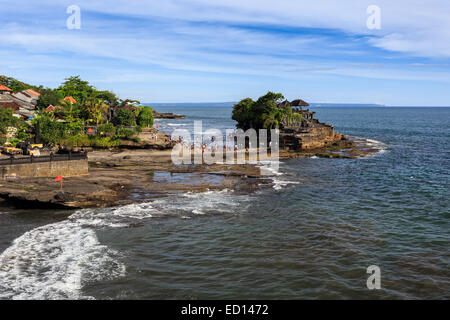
0 159 88 179
296 126 339 150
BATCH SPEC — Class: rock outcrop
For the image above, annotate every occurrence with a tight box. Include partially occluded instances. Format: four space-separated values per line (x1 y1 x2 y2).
152 110 185 119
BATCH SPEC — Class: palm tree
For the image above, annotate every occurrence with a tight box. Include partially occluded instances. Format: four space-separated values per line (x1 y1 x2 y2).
262 109 283 129
57 98 78 121
86 98 110 125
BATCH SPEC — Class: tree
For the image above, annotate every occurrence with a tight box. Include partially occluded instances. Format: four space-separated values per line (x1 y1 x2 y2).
0 75 36 92
0 108 21 135
37 88 63 109
137 107 154 127
95 90 118 104
113 108 135 126
253 92 284 114
232 98 255 130
85 98 109 125
232 92 285 130
33 116 66 145
262 108 283 129
57 76 95 105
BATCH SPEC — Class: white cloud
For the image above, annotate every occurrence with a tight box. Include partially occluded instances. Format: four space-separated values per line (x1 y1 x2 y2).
1 0 450 104
2 0 449 58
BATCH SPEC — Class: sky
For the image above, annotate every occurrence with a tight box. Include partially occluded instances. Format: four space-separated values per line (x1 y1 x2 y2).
1 0 450 106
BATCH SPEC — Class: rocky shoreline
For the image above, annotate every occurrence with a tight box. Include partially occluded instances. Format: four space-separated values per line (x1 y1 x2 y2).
152 110 185 119
0 135 379 209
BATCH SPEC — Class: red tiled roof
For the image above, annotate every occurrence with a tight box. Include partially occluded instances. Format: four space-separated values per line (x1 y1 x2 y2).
64 96 76 104
21 91 32 98
0 101 21 111
25 89 40 96
46 105 56 113
0 85 12 91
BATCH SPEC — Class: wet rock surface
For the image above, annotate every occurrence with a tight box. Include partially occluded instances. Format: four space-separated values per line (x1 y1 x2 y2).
0 135 377 209
0 149 267 209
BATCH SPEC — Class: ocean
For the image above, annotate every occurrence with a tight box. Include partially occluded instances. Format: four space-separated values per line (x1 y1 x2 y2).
0 106 448 299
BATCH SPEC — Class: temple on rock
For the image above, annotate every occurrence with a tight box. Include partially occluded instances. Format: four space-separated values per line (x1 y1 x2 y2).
277 99 342 150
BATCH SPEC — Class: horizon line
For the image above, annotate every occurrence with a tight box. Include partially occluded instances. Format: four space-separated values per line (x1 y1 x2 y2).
143 102 450 107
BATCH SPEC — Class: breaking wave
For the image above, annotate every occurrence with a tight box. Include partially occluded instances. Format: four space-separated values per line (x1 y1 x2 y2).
352 136 388 157
0 221 125 300
0 189 251 299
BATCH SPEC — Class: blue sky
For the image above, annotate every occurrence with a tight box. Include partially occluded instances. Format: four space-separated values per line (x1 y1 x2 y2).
1 0 450 106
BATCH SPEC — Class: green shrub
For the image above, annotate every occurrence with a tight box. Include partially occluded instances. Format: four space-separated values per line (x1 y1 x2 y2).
34 117 66 145
89 136 120 148
116 127 135 139
97 123 116 136
17 125 32 141
8 138 21 147
0 108 22 135
34 117 85 145
60 135 120 148
61 135 90 147
113 109 135 126
137 106 154 127
64 119 84 135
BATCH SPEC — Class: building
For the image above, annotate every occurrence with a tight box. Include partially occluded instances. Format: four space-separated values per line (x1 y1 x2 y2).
276 98 339 150
0 85 12 95
24 89 40 98
46 105 56 113
64 96 76 104
0 87 40 119
11 91 38 107
0 101 22 118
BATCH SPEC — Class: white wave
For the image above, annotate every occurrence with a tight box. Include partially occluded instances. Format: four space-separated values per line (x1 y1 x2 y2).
363 138 388 157
0 203 160 300
167 123 188 126
0 189 251 299
365 138 382 145
257 160 283 176
69 203 156 228
0 221 125 300
177 189 243 214
272 179 300 190
350 136 388 158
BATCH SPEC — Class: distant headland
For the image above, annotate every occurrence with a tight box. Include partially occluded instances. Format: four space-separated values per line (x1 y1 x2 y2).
145 102 385 108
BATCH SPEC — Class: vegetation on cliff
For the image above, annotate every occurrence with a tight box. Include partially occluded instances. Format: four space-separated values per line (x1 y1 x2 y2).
232 92 302 130
0 108 28 145
0 75 155 148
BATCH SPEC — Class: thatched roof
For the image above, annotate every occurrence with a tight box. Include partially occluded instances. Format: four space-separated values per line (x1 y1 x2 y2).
290 99 309 107
277 99 291 108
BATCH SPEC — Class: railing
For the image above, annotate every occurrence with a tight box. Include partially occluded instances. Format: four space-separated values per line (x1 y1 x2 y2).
0 151 88 166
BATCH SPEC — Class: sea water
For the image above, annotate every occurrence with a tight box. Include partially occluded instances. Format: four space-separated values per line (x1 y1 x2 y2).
0 106 448 299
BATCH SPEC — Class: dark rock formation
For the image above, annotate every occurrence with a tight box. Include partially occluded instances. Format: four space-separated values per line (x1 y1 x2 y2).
277 98 340 151
152 110 185 119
